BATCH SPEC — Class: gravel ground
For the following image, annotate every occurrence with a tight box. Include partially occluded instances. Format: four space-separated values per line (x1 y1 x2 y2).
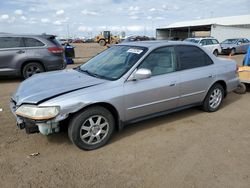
0 43 249 188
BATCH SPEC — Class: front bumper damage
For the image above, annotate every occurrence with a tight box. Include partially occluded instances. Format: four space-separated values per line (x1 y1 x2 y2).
10 99 60 135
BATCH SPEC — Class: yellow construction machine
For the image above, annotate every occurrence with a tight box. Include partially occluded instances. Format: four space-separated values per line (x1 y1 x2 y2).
94 31 120 46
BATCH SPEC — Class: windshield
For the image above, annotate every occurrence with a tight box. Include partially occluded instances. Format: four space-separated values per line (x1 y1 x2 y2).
221 39 238 44
79 45 147 80
184 38 200 43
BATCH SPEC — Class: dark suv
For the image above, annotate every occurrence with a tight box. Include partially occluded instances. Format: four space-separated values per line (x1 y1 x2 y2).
0 34 66 78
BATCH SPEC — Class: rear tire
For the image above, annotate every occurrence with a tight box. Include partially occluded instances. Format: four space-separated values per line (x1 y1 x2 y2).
22 62 45 79
202 84 224 112
68 106 115 150
213 50 218 56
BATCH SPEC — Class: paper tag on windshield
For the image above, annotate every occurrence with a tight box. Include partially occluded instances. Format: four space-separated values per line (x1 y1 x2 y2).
127 49 143 54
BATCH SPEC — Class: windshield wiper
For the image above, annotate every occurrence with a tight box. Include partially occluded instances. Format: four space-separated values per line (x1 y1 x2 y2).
77 68 112 80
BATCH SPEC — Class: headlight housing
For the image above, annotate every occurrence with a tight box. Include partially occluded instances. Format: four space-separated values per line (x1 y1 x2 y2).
15 105 60 120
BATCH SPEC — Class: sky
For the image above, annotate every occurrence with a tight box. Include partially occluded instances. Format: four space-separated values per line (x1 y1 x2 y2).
0 0 249 38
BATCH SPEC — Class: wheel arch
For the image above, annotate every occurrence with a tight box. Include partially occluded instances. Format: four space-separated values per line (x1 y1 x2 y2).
68 102 122 132
210 80 227 97
20 60 46 74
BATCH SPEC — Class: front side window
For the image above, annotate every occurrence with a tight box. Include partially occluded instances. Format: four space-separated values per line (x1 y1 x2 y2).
79 45 147 80
0 37 24 49
175 45 213 70
24 38 45 47
222 39 238 44
200 40 207 46
138 47 176 76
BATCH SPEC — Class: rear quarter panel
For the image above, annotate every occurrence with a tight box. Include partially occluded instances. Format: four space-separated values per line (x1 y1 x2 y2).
214 58 239 92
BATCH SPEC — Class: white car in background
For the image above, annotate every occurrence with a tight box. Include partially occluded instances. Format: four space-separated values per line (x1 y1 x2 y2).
184 37 222 56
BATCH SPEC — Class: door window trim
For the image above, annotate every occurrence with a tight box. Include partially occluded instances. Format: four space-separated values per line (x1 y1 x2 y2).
174 45 214 72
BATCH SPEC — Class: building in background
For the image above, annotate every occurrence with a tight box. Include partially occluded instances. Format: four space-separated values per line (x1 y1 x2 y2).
156 14 250 42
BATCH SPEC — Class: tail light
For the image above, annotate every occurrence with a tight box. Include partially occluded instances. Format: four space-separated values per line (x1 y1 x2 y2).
47 47 64 53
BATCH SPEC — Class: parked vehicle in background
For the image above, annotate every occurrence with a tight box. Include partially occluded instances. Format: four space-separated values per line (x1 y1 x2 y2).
184 37 222 56
95 31 120 46
122 36 151 43
220 38 250 55
72 38 85 43
0 34 66 78
11 41 239 150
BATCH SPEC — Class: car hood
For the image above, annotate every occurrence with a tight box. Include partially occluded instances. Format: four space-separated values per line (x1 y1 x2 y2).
220 43 236 49
12 69 107 105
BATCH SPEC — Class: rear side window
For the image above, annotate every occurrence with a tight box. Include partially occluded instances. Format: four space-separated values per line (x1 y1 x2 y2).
243 38 249 43
206 39 213 45
0 37 25 49
212 39 219 44
200 40 206 46
24 38 45 47
175 46 213 70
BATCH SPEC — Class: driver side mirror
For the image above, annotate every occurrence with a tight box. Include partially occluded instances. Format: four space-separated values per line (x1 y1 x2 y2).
129 68 152 81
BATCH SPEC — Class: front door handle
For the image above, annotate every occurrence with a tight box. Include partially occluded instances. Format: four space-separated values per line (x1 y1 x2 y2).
17 50 25 54
169 83 177 87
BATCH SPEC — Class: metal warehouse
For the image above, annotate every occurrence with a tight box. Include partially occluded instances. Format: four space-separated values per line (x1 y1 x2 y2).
156 14 250 42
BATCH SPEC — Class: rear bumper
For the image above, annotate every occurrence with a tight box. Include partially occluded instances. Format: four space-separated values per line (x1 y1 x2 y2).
45 58 67 71
227 77 241 93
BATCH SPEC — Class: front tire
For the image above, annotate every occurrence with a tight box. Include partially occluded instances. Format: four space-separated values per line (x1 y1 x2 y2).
230 48 236 56
68 106 115 150
202 84 224 112
99 39 106 46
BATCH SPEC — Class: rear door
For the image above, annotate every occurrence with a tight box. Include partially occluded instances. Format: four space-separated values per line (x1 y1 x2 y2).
175 45 216 106
124 46 180 121
0 37 26 74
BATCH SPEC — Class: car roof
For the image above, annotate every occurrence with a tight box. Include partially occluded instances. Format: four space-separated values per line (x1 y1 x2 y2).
186 37 215 40
0 33 56 38
117 40 199 49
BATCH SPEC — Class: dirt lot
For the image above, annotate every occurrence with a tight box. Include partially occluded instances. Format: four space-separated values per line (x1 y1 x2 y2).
0 43 250 188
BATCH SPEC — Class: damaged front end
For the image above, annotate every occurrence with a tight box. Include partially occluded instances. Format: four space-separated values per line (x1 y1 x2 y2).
10 99 61 135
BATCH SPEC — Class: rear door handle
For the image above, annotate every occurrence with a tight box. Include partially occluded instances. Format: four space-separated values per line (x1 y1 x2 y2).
209 74 215 78
17 50 25 54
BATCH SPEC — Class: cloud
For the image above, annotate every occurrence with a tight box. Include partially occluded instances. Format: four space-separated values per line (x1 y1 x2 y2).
149 8 156 12
56 10 64 15
14 9 23 15
28 7 37 12
126 25 144 32
155 16 165 20
78 26 93 32
130 16 139 20
41 18 50 23
129 6 139 11
21 16 27 20
53 20 62 25
81 9 100 16
0 14 9 20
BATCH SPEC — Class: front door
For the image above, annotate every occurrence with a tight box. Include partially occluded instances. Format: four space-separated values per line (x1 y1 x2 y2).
0 37 26 73
124 46 180 121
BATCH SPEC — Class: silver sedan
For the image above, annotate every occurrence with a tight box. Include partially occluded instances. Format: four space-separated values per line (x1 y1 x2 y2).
11 41 240 150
